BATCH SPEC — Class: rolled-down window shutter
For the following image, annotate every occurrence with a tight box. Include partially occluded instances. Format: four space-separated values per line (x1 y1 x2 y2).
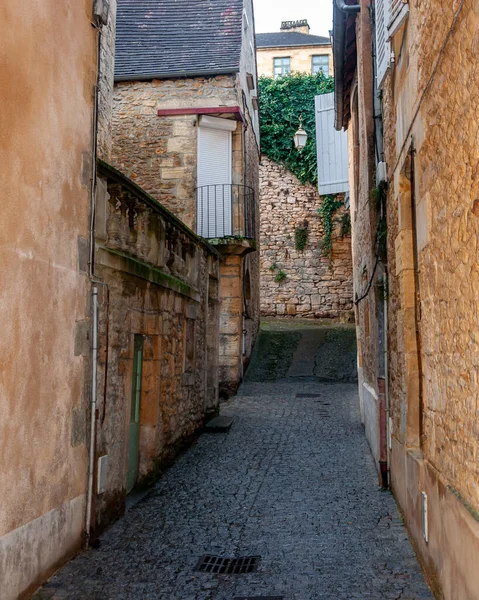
375 0 390 87
197 119 233 238
315 93 349 196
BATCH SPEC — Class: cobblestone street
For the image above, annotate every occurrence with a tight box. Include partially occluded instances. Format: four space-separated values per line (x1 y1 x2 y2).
37 324 432 600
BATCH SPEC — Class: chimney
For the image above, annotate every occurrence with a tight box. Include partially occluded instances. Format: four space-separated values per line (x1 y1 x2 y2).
280 19 310 35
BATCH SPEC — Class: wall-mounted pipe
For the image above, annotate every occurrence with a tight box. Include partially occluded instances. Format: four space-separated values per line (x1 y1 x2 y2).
335 0 361 14
85 286 99 548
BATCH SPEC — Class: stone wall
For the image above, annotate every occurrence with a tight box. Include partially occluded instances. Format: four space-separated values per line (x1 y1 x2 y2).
111 76 239 229
257 44 333 78
110 74 261 399
383 4 479 579
93 163 220 533
347 1 479 597
97 0 117 161
259 157 353 319
346 3 382 468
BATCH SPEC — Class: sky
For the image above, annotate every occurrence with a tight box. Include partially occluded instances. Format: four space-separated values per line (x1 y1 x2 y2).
253 0 333 37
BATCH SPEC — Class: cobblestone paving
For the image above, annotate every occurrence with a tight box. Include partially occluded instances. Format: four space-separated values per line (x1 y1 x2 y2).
36 380 432 600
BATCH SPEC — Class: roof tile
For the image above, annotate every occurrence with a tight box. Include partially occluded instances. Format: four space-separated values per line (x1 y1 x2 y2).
115 0 244 80
256 31 330 49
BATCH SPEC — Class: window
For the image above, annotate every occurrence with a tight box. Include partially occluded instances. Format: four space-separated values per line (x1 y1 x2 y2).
273 57 290 77
375 0 391 86
312 55 329 76
389 0 409 38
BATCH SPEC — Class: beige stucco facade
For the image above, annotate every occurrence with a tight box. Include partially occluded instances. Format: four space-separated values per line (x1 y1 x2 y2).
257 44 333 78
0 1 98 598
335 0 479 597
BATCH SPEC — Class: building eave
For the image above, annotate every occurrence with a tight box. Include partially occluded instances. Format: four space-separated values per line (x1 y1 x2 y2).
114 67 239 83
332 4 358 131
256 42 331 50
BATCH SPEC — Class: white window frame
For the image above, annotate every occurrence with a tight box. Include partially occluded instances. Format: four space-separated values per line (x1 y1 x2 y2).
388 0 409 38
312 54 329 77
273 57 291 77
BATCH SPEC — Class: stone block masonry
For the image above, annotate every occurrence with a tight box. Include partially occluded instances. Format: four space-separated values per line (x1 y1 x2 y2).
111 76 239 229
259 157 353 319
91 162 221 536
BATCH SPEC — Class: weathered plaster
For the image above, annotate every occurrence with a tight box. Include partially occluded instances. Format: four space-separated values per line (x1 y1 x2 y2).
0 1 97 595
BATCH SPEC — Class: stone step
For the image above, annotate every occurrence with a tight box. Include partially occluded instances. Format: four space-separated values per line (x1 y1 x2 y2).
203 415 234 433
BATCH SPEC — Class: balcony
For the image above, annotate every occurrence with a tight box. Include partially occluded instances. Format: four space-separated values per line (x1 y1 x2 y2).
95 160 220 300
196 184 256 244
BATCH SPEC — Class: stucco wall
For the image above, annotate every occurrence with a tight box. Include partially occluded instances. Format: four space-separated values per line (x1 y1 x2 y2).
0 1 97 598
257 44 333 77
259 157 353 319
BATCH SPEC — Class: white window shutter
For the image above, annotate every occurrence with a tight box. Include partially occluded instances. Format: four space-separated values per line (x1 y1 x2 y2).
375 0 390 87
388 0 409 38
197 124 233 238
315 93 349 196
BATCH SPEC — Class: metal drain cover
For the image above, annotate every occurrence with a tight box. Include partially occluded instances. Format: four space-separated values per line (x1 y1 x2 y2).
196 555 260 574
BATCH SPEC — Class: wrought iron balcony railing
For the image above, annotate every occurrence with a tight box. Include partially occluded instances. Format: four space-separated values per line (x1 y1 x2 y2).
196 184 256 241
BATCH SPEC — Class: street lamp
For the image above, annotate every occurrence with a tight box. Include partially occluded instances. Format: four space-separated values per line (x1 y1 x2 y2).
293 115 308 151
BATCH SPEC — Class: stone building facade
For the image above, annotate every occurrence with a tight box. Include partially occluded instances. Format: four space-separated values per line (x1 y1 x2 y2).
111 0 261 398
0 2 98 598
91 162 220 534
256 20 333 77
260 157 353 319
333 0 479 597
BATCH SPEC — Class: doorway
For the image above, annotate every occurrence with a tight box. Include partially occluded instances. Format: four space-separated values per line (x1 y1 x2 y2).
196 116 236 238
127 334 144 494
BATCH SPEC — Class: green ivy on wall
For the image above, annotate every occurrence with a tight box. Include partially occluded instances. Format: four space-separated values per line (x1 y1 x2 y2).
317 195 344 259
294 222 309 251
258 72 334 186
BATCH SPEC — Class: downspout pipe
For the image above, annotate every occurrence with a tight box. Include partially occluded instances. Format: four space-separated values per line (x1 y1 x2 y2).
85 285 99 547
85 16 104 548
335 0 361 14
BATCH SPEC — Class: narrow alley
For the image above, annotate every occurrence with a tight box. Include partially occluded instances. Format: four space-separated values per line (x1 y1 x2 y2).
36 323 432 600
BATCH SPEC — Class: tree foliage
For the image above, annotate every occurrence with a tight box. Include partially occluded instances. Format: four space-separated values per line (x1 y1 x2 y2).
258 72 334 185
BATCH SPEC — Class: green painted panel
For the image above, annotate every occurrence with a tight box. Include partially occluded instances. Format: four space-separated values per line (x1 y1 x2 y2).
127 335 144 494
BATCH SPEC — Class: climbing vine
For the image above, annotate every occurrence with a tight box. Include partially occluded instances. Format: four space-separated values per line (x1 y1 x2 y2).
258 72 334 185
371 181 388 261
317 195 344 259
294 221 309 251
338 211 351 238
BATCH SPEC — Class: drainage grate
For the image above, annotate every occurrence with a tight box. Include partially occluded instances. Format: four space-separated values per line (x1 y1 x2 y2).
196 555 261 575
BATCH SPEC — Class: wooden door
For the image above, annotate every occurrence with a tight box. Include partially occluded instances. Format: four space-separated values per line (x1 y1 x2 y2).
127 335 144 493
